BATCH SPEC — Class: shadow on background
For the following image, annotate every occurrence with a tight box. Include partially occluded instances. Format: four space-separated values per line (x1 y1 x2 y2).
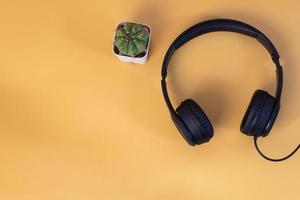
130 1 167 60
184 11 300 131
169 78 234 128
62 2 300 141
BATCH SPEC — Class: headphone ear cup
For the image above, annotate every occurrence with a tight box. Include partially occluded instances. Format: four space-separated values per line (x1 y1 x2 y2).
171 114 197 146
176 99 214 144
240 90 276 137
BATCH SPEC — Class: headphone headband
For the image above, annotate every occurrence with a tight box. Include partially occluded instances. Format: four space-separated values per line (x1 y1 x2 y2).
161 18 283 116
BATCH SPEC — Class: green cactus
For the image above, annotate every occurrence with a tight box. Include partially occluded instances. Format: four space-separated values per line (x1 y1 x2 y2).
114 23 149 57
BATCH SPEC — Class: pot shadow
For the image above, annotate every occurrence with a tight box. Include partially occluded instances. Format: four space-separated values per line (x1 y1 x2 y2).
129 0 167 60
60 0 167 63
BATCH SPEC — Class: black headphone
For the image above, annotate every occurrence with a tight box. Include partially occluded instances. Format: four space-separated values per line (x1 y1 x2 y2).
161 18 300 162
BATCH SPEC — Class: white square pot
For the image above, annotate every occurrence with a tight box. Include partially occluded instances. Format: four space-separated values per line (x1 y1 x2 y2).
112 22 151 64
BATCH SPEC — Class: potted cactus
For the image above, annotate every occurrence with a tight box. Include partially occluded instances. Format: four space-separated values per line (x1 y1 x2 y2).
113 22 151 64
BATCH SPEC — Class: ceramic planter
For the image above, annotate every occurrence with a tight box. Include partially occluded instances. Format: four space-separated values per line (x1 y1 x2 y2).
112 22 151 64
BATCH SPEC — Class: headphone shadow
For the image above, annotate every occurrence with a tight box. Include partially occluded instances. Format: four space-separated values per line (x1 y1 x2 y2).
188 12 300 132
193 85 232 127
169 77 235 130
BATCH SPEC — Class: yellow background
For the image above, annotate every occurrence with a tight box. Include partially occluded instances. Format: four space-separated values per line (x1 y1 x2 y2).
1 0 300 199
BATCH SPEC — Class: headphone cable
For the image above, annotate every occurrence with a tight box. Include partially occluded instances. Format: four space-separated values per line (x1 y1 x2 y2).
253 136 300 162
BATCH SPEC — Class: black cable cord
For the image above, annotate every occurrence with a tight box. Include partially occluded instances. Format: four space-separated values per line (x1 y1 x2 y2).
254 136 300 162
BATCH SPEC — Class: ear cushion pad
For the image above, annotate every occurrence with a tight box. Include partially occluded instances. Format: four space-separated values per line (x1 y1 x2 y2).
171 114 197 146
241 90 264 135
240 90 276 137
252 91 276 136
176 99 214 144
